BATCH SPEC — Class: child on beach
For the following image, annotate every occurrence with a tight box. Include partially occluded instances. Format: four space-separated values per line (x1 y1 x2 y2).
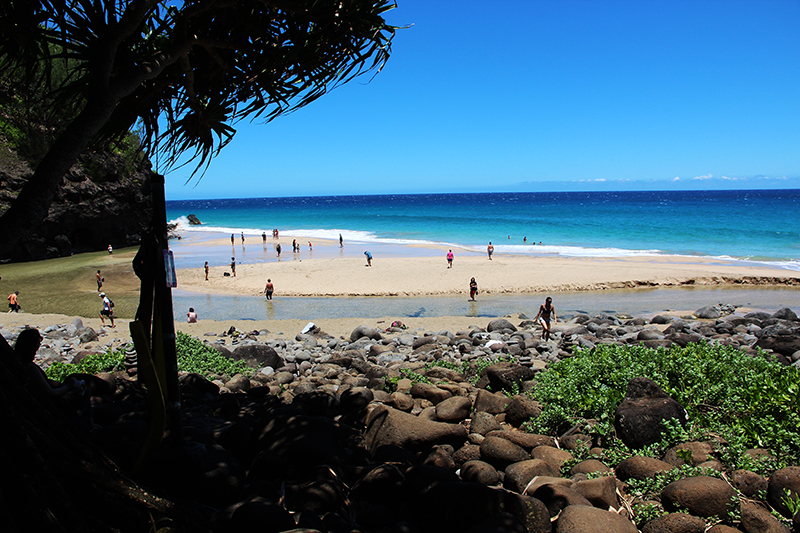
230 257 236 277
187 307 198 323
96 270 104 291
469 277 478 300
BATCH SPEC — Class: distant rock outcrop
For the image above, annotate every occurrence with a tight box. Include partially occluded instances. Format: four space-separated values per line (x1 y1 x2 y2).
0 151 155 261
187 214 202 225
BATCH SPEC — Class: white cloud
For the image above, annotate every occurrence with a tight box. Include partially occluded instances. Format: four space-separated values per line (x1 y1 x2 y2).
672 176 681 181
692 174 713 180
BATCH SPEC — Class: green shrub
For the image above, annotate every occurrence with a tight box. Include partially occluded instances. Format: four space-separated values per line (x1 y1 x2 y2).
176 331 253 378
525 343 800 467
46 349 125 382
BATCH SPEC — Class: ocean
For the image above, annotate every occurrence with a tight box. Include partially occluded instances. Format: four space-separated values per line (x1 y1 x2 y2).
167 190 800 268
165 190 800 321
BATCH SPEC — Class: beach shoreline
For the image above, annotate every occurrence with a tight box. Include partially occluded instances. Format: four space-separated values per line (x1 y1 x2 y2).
2 233 799 324
175 250 800 298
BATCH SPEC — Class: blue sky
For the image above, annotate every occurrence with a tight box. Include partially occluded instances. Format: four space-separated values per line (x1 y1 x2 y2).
164 0 800 200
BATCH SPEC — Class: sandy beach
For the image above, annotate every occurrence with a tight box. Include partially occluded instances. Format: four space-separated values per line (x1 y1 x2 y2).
176 234 800 298
2 232 799 329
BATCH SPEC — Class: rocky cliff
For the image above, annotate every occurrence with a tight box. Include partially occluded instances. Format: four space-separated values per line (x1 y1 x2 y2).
0 151 155 262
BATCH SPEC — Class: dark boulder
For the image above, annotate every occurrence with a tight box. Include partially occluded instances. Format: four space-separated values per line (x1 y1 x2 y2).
487 318 517 332
754 325 800 358
772 307 798 321
767 466 800 518
661 476 736 518
231 344 283 369
477 362 535 392
364 405 468 454
641 513 707 533
614 377 687 449
615 456 675 481
350 325 382 342
554 503 637 533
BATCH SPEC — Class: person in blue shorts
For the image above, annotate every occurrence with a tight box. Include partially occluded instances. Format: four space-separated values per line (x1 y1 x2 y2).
364 251 372 266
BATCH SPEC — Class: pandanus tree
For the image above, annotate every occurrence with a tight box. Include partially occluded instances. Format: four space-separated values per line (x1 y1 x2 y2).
0 0 396 253
0 0 397 508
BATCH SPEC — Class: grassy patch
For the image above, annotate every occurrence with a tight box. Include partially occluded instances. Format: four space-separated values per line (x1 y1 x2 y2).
176 331 253 379
45 349 125 381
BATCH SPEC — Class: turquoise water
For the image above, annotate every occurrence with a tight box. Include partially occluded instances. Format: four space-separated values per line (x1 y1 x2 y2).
167 190 800 269
165 190 800 320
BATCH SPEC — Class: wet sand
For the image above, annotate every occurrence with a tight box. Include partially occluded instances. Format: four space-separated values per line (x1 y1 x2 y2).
1 235 799 326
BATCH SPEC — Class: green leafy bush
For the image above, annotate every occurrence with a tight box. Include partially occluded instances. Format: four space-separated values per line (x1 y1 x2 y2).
45 349 125 382
176 331 253 378
525 343 800 467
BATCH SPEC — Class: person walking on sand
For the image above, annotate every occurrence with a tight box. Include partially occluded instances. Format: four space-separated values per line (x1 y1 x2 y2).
99 292 115 327
469 277 478 301
204 261 209 281
187 307 198 323
96 270 104 291
264 279 274 300
8 291 20 312
230 257 236 277
447 249 454 268
534 297 557 341
308 241 313 251
364 251 372 266
487 242 494 260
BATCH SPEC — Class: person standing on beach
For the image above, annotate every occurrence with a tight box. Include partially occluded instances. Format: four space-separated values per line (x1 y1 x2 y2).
534 297 557 341
230 257 236 277
241 232 245 245
204 261 209 281
447 250 454 268
308 241 313 251
99 292 115 327
292 239 297 253
187 307 198 323
107 244 113 254
487 242 494 260
276 243 282 258
364 251 372 266
264 279 274 300
96 270 103 291
262 232 267 244
8 291 20 312
339 234 343 247
469 277 478 301
231 234 235 245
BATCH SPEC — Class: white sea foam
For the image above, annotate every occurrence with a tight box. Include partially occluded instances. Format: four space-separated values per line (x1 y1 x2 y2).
170 223 800 271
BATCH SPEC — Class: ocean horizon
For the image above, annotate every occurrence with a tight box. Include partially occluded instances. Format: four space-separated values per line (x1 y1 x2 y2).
167 189 800 270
